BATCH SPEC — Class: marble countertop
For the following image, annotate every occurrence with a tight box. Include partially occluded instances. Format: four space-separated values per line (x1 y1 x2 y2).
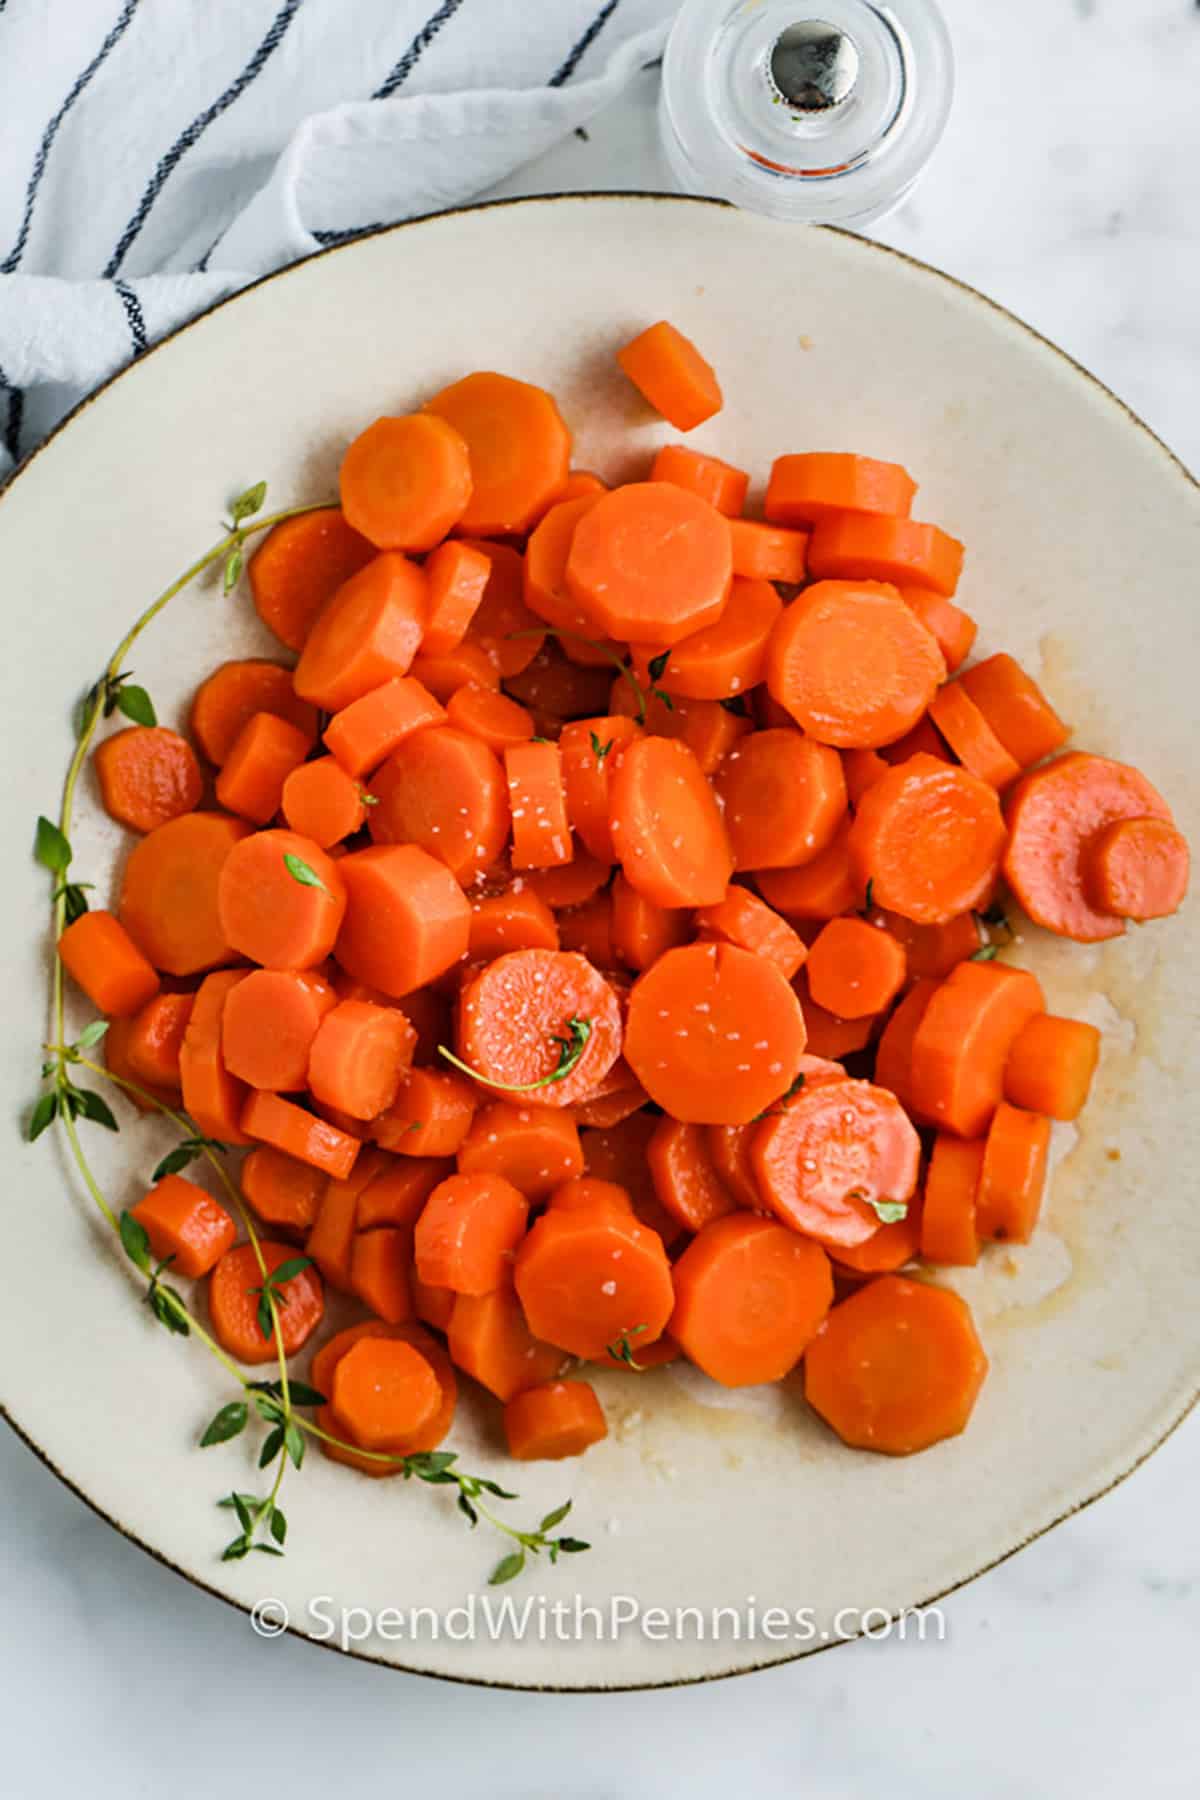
3 4 1197 1794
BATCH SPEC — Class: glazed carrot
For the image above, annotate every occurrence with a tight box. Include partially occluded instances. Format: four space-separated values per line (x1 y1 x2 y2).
505 740 572 869
806 917 907 1018
920 1134 984 1265
190 660 319 767
131 1173 236 1279
848 754 1007 924
340 413 472 551
315 1322 456 1468
976 1102 1051 1243
897 587 977 673
414 1171 528 1295
728 519 808 584
411 642 503 701
208 1241 324 1365
323 676 447 779
524 494 604 634
766 580 945 748
248 507 376 651
470 887 560 958
624 940 806 1124
1004 1013 1100 1121
651 443 748 516
559 714 640 862
242 1090 361 1180
1004 752 1173 942
753 1078 920 1247
765 453 916 527
448 1287 565 1400
579 1112 683 1246
445 684 535 752
94 727 202 834
547 1175 635 1218
1086 816 1190 921
374 1066 478 1157
671 1214 832 1384
312 1098 373 1140
879 713 950 765
125 991 194 1090
804 1275 988 1454
357 1156 449 1230
696 885 807 980
349 1228 414 1324
369 726 510 882
334 844 471 998
425 371 571 536
411 1276 457 1335
455 1101 584 1198
514 1208 674 1358
557 891 616 966
929 683 1022 789
281 756 367 847
807 513 965 596
503 645 614 724
909 960 1045 1137
755 818 858 920
567 1068 649 1130
308 999 417 1120
504 1380 607 1460
329 1336 442 1453
221 967 336 1091
714 728 846 871
616 321 722 430
525 847 610 910
630 578 781 702
417 540 489 658
459 539 545 677
832 1198 923 1275
647 1117 736 1234
873 978 939 1114
797 988 876 1060
870 905 984 981
103 1015 178 1112
242 1145 327 1234
610 736 733 906
293 552 427 711
457 949 623 1107
215 710 312 825
119 812 249 975
610 873 691 971
551 470 608 507
58 910 160 1017
217 828 346 969
706 1122 760 1209
609 676 751 773
842 746 888 808
958 652 1069 767
566 482 732 645
178 970 251 1143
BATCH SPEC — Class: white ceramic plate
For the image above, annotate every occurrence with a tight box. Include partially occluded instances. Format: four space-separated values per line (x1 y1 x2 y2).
1 197 1198 1691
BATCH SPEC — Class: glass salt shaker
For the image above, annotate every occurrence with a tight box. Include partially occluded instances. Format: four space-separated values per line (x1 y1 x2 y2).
659 0 954 227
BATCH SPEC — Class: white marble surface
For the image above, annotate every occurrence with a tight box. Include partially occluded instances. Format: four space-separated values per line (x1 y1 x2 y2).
3 3 1198 1793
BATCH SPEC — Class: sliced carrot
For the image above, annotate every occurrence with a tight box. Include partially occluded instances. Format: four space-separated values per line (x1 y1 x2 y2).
411 1277 457 1335
179 970 252 1144
1086 816 1190 921
766 580 945 748
448 1287 565 1400
897 587 977 673
753 1078 920 1247
714 727 846 871
755 818 858 920
1004 1013 1100 1121
445 684 534 752
798 988 876 1060
293 552 427 711
1004 752 1173 942
470 887 560 958
315 1321 456 1468
671 1214 832 1384
566 481 732 646
871 906 984 982
94 727 202 834
651 443 747 516
339 412 472 551
976 1102 1051 1243
334 843 471 998
459 539 545 678
610 873 692 971
306 1150 384 1288
807 513 965 596
58 910 160 1017
455 1100 584 1198
514 1208 674 1358
879 713 951 766
909 960 1045 1137
696 885 807 980
131 1173 236 1279
647 1117 735 1234
357 1155 450 1230
425 371 571 536
221 967 336 1091
242 1090 361 1180
307 998 417 1120
242 1145 327 1235
214 710 312 825
920 1134 984 1265
848 753 1007 924
958 652 1069 768
373 1066 478 1157
832 1198 923 1275
765 453 916 527
248 507 376 651
806 917 907 1019
559 714 640 862
624 940 806 1124
119 812 250 976
929 683 1022 789
873 977 939 1114
804 1275 988 1455
630 578 781 704
550 469 608 507
842 747 889 808
217 828 346 969
579 1112 683 1246
567 1069 649 1129
609 677 749 775
728 518 808 584
208 1241 324 1365
368 726 509 882
547 1175 635 1218
105 1014 179 1113
610 735 733 906
616 320 722 430
504 740 572 870
190 660 318 766
524 494 604 634
125 991 194 1090
557 891 616 967
323 676 447 779
411 642 503 702
504 1379 607 1460
417 540 489 657
329 1336 441 1454
525 847 610 911
281 756 367 847
706 1122 760 1209
349 1228 414 1324
414 1171 528 1295
457 949 623 1108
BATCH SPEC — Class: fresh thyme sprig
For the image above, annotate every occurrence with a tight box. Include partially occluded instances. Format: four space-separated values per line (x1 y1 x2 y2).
438 1017 593 1094
606 1324 649 1371
644 650 674 712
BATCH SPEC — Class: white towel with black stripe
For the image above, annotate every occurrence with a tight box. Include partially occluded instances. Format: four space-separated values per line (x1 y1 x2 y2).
0 0 675 477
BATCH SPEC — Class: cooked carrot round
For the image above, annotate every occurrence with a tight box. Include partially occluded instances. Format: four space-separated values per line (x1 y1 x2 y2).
208 1241 324 1365
624 941 807 1125
330 1337 442 1451
217 828 347 970
806 916 907 1019
374 1066 478 1157
248 508 375 652
524 494 604 634
728 519 808 585
470 887 560 958
368 726 509 883
920 1134 984 1266
504 1379 608 1461
457 538 545 678
307 998 416 1120
609 873 691 971
647 1117 736 1234
929 682 1021 790
766 580 945 748
1086 815 1190 922
807 514 965 597
976 1102 1051 1244
525 848 610 911
753 1078 920 1248
616 320 722 431
632 577 782 701
873 978 938 1116
131 1173 236 1280
848 753 1007 925
566 482 732 647
190 660 318 766
670 1214 833 1385
281 756 367 847
242 1090 360 1180
610 735 733 907
559 714 640 863
221 967 336 1091
293 552 427 712
58 909 160 1017
425 371 571 536
909 960 1045 1138
609 676 748 774
456 1100 584 1197
323 675 447 779
765 452 917 527
755 818 858 921
241 1144 327 1234
958 652 1069 768
349 1228 415 1324
315 1322 456 1468
334 843 471 997
215 710 312 826
457 949 623 1108
445 683 535 752
448 1286 565 1401
94 726 203 834
340 413 472 551
696 885 807 981
505 740 572 870
1003 1013 1100 1122
651 443 748 516
125 991 194 1090
120 811 250 976
514 1209 674 1359
546 1175 635 1217
898 587 977 673
713 727 846 870
414 1171 528 1295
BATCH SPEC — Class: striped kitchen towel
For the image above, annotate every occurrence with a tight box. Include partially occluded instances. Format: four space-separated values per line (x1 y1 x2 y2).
0 0 675 477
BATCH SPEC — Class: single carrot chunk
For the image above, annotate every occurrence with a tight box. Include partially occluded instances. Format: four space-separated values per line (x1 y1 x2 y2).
334 843 471 999
631 577 782 702
1004 1013 1100 1121
331 1338 441 1451
566 482 732 647
357 1156 450 1229
713 728 846 870
753 1078 920 1249
929 683 1021 790
920 1134 984 1265
610 873 691 972
281 756 367 847
323 676 447 779
422 539 491 655
455 1101 584 1198
221 967 337 1091
646 1117 736 1234
242 1090 360 1180
457 949 624 1109
524 494 605 635
873 978 939 1115
910 960 1045 1137
446 684 536 753
832 1200 924 1275
651 443 747 516
58 909 160 1017
504 1379 607 1460
806 917 907 1019
131 1173 236 1279
350 1228 414 1325
670 1214 832 1385
94 727 203 833
870 905 985 981
293 552 427 712
728 518 808 584
765 453 917 527
610 735 733 906
1086 816 1190 922
214 711 312 825
373 1067 478 1157
958 652 1069 768
179 970 252 1144
448 1287 565 1401
514 1209 674 1359
706 1121 761 1210
217 829 346 970
848 754 1007 925
976 1102 1051 1243
505 740 572 870
559 714 641 863
242 1145 327 1234
755 819 859 920
125 991 195 1090
425 372 571 537
248 507 375 652
897 587 977 673
546 1175 635 1218
807 513 965 597
696 885 807 980
470 888 560 958
306 998 417 1121
339 413 472 551
411 643 503 701
459 538 546 677
315 1321 456 1468
208 1241 324 1365
369 726 510 882
190 660 318 766
119 813 251 978
797 989 876 1061
557 891 616 967
617 320 722 430
414 1172 529 1295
